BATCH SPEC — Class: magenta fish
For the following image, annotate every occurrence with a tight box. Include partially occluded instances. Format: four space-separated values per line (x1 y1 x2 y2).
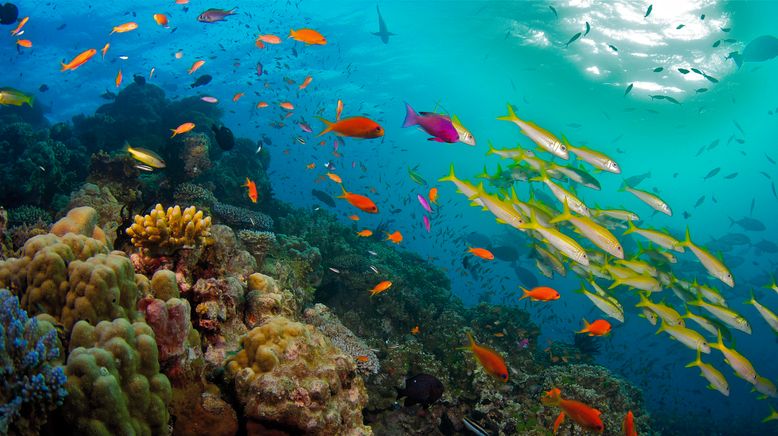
423 215 430 232
197 7 237 23
256 61 264 77
417 194 432 213
299 122 312 133
402 102 459 143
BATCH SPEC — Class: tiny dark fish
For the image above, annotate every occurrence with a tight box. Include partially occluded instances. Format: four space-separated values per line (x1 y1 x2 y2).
56 23 66 31
397 374 444 407
721 27 731 32
212 124 235 150
191 74 212 88
729 217 766 231
691 67 703 74
256 61 263 77
696 88 708 93
39 84 49 92
624 83 633 96
649 95 666 100
703 73 719 83
694 144 706 157
676 24 685 29
773 182 778 199
197 7 237 23
694 196 705 207
683 211 691 219
750 198 756 214
608 44 619 52
712 40 721 47
703 167 720 179
678 68 690 74
766 154 776 165
700 14 705 20
565 32 582 47
133 74 146 85
707 139 719 150
584 21 590 36
549 5 558 18
311 189 336 208
756 240 778 253
723 172 738 179
733 120 745 135
645 4 653 17
0 2 18 25
665 96 681 105
624 171 651 187
653 67 664 72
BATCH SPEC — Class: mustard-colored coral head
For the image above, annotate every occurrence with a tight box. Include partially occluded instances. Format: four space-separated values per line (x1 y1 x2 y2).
126 204 212 256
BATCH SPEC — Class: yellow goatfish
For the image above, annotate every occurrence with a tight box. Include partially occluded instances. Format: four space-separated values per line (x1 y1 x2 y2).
127 145 166 169
532 169 590 216
577 283 624 322
621 183 672 216
610 274 661 293
682 227 734 287
470 185 525 231
636 293 684 325
520 211 589 266
485 141 529 159
591 208 640 222
754 375 778 399
685 348 729 396
689 294 750 334
0 87 34 107
550 199 623 258
438 164 484 207
709 330 757 384
745 291 778 335
566 140 621 173
497 104 569 159
656 320 711 353
623 221 684 252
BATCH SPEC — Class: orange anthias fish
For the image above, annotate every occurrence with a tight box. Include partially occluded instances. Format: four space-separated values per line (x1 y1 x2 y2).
369 280 392 296
385 231 403 244
338 186 378 213
299 75 313 90
326 173 342 184
468 247 494 260
188 60 205 74
623 410 637 436
279 101 295 111
317 116 384 139
61 48 97 71
256 34 282 45
348 215 360 221
577 319 611 336
289 28 327 45
233 92 244 102
306 163 316 170
411 326 420 335
336 99 344 120
115 69 122 87
356 230 373 237
153 14 169 27
355 355 369 362
429 187 439 204
465 332 509 382
111 22 138 35
542 388 604 433
170 122 195 137
101 43 110 59
519 286 560 302
16 39 32 48
256 101 269 108
10 16 28 36
243 177 258 203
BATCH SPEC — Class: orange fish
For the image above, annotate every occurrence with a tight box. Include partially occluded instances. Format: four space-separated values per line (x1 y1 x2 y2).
339 186 378 213
10 16 28 36
465 332 508 382
233 92 244 102
429 187 439 204
16 39 32 48
101 43 110 59
385 231 403 244
256 34 281 44
369 280 392 296
306 163 316 169
542 388 603 433
317 116 384 139
356 230 373 237
153 14 169 27
243 177 258 203
175 0 189 4
355 355 369 362
493 332 505 337
115 69 122 87
188 60 205 74
336 99 343 121
411 326 420 335
326 173 342 184
175 50 184 59
348 215 360 221
111 22 138 35
623 410 637 436
256 101 269 108
299 75 313 90
468 247 494 260
519 286 560 302
289 28 327 45
61 48 97 71
279 101 294 111
577 319 611 336
553 411 566 434
170 122 195 137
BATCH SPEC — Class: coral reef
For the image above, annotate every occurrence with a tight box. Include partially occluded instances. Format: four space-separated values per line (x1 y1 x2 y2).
226 316 371 435
303 304 379 376
51 205 109 246
6 205 51 227
173 183 217 210
244 273 297 329
0 289 68 435
138 297 192 362
126 204 212 256
176 132 212 180
62 318 172 435
237 230 276 266
64 183 124 246
212 202 273 231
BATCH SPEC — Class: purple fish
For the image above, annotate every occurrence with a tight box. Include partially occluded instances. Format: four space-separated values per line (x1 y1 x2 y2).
423 215 430 232
197 7 237 23
402 102 459 143
256 61 263 77
417 194 432 213
299 122 312 133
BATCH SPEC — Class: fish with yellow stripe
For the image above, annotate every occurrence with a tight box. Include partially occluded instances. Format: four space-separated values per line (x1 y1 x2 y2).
497 104 569 159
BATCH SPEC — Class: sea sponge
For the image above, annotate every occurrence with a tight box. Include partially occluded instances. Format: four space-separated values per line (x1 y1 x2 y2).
126 204 212 256
0 232 138 334
226 316 371 435
51 206 108 246
137 297 191 362
63 318 172 436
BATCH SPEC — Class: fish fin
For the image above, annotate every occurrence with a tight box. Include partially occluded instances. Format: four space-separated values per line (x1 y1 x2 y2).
428 137 446 142
497 103 519 122
608 278 623 290
336 184 348 199
744 290 757 306
315 117 334 136
576 319 590 334
682 226 693 248
655 319 667 334
622 220 638 235
549 199 573 224
485 140 497 156
685 348 703 368
402 102 418 128
288 29 295 38
518 287 530 300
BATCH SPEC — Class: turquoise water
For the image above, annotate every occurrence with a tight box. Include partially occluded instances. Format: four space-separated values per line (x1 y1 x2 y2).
3 0 778 433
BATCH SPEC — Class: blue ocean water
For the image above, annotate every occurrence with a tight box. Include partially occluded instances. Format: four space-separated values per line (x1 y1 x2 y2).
3 0 778 433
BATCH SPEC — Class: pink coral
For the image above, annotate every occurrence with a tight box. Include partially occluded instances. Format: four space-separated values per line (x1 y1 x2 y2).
138 296 191 361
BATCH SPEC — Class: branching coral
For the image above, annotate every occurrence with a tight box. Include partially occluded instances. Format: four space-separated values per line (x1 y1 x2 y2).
63 318 172 436
126 204 212 256
0 289 68 435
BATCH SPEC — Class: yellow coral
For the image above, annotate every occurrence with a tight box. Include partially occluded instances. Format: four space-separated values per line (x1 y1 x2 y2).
227 317 306 375
126 204 212 255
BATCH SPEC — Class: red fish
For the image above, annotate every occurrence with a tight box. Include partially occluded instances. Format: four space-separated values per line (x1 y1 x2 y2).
623 410 637 436
243 177 258 203
542 388 603 433
465 332 508 382
338 186 378 213
317 116 384 139
577 319 611 336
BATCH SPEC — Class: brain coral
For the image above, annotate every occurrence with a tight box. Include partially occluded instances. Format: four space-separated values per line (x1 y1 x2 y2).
0 232 139 334
63 318 172 436
226 316 371 435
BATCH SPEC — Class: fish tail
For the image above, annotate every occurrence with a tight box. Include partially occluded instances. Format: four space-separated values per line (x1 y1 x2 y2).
685 348 703 368
485 140 497 156
402 102 418 128
438 164 457 182
465 331 476 349
518 287 530 301
607 278 622 290
288 29 295 39
576 319 590 334
496 103 519 122
242 177 250 187
475 165 490 180
336 184 348 199
682 226 693 247
744 290 756 306
316 117 334 136
25 94 34 107
60 62 69 72
622 220 638 235
710 329 725 351
541 388 562 406
549 199 573 224
655 319 667 334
